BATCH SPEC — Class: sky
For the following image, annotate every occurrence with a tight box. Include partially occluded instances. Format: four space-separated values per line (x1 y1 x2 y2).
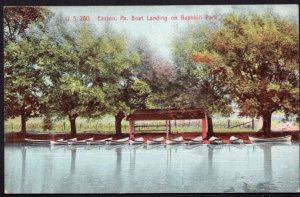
49 5 299 60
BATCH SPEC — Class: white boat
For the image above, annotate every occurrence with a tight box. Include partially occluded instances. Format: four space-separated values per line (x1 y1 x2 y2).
50 140 67 145
108 137 129 145
229 136 244 144
67 138 79 145
166 136 183 145
89 137 112 145
249 135 291 143
186 136 203 144
209 136 223 144
68 137 94 145
146 137 164 145
129 137 144 145
25 138 50 145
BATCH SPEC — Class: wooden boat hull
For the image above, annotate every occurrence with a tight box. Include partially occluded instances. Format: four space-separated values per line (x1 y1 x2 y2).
209 136 223 145
88 137 112 145
129 137 144 145
210 140 223 145
108 141 128 145
146 140 163 145
106 137 129 145
50 140 67 145
146 137 164 145
230 139 244 144
166 140 183 145
185 137 203 145
88 141 106 145
25 139 50 145
129 140 143 145
186 140 202 145
249 135 291 142
67 141 87 145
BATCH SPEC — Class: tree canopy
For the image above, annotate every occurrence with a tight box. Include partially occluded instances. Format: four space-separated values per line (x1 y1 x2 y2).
172 24 233 136
210 12 299 134
4 6 51 133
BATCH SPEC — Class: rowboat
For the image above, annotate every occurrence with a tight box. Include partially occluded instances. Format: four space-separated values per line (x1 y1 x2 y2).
209 136 223 144
50 140 67 145
129 137 144 145
25 138 50 145
146 137 164 145
249 135 291 143
108 137 129 145
186 136 203 144
166 136 183 145
89 137 112 145
68 137 94 145
50 137 77 145
229 136 244 144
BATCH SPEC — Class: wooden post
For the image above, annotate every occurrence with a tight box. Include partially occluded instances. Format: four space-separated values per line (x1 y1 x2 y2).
165 120 169 139
251 118 254 130
169 120 171 134
227 119 230 128
129 119 135 140
202 114 207 139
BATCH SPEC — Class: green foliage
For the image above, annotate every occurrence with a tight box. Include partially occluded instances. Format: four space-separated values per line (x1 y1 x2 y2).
4 35 43 121
210 11 299 120
171 24 233 117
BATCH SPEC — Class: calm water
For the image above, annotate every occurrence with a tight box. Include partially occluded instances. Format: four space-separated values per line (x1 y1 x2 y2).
5 142 299 193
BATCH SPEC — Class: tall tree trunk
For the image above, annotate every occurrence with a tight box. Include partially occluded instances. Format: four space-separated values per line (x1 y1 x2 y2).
115 111 125 136
261 112 272 136
207 116 214 138
69 115 77 136
21 110 26 134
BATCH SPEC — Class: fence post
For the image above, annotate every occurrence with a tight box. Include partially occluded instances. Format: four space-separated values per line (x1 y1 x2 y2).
227 120 230 128
11 123 13 132
129 120 135 140
165 120 169 139
252 119 254 130
63 122 65 131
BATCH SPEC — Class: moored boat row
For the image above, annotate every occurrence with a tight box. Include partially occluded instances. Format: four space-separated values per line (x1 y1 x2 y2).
24 135 292 145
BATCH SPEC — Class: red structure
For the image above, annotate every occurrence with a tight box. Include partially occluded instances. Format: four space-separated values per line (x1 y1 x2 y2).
126 108 207 140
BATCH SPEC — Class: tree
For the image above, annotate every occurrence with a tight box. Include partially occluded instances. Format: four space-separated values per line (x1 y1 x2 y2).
42 114 53 131
210 12 299 135
4 39 44 133
84 26 143 136
4 7 51 134
35 17 101 135
133 39 177 108
35 18 144 136
172 25 232 137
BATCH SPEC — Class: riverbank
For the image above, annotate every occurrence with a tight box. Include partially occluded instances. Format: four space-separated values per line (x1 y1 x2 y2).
4 131 299 144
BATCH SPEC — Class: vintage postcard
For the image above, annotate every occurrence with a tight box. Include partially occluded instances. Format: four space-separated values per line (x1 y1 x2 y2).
3 5 299 193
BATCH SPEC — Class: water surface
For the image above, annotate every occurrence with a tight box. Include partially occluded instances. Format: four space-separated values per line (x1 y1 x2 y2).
5 143 299 193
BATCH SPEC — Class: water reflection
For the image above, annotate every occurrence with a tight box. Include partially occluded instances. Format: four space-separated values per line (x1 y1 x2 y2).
4 142 298 193
21 147 26 192
70 148 76 174
263 145 272 181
